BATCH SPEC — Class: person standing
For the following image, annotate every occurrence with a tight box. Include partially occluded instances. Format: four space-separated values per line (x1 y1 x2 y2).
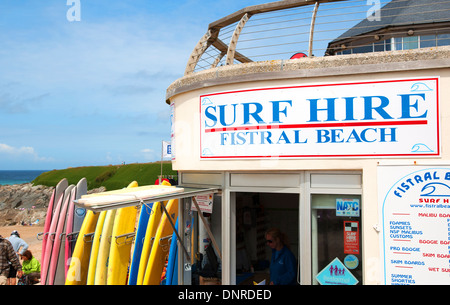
7 230 28 285
265 228 297 285
0 235 23 285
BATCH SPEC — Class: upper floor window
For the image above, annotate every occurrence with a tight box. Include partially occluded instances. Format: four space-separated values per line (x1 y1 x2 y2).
336 33 450 55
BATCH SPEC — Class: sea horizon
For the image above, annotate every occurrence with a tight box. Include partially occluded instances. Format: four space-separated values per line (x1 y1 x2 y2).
0 170 48 186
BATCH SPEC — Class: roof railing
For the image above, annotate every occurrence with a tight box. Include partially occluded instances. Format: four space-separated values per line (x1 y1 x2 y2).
185 0 450 75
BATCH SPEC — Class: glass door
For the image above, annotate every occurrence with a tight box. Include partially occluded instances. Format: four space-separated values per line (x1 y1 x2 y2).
311 194 362 285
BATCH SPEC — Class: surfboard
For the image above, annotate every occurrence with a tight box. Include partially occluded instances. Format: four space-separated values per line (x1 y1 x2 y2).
41 184 72 285
136 201 163 285
86 210 106 285
80 184 176 199
48 185 75 285
94 209 116 285
65 177 87 276
73 177 87 233
106 181 139 285
165 219 178 285
143 199 179 285
40 178 68 269
77 185 183 208
65 210 100 285
128 202 153 285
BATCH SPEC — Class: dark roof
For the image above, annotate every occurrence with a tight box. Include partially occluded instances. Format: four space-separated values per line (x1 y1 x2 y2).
331 0 450 43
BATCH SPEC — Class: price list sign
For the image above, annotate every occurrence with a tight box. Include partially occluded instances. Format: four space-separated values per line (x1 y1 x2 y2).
378 166 450 285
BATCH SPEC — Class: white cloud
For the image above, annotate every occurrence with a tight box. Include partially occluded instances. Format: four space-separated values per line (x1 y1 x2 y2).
0 143 53 162
140 148 156 161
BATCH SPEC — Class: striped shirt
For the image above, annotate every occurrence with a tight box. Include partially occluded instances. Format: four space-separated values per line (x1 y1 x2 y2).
0 236 22 277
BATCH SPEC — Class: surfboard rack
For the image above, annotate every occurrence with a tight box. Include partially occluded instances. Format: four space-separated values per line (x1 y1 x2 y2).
158 234 173 252
73 186 221 263
48 232 56 242
83 232 95 243
66 231 79 242
115 232 136 245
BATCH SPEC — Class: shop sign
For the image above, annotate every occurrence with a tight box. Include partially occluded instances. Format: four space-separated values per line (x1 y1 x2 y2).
200 78 439 159
316 257 359 285
378 166 450 285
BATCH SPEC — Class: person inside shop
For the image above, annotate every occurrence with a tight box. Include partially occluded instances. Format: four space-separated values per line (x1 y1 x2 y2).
265 228 297 285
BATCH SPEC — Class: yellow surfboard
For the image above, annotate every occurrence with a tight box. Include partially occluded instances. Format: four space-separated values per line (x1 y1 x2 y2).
107 181 139 285
143 199 179 285
94 209 117 285
65 210 100 285
136 201 163 285
86 210 107 285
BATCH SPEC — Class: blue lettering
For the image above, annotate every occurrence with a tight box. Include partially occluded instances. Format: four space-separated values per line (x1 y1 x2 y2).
308 98 337 122
236 132 246 145
399 93 427 119
248 131 257 144
331 129 344 143
294 130 308 144
346 129 362 143
270 100 292 123
317 128 397 143
261 131 272 144
277 131 291 144
401 182 410 191
219 104 237 126
204 106 217 128
360 128 376 142
379 128 397 142
220 133 229 145
344 97 357 121
317 129 330 143
243 103 265 125
363 96 394 120
415 175 423 184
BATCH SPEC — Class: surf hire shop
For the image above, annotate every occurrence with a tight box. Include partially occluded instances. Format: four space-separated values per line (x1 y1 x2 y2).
164 59 450 286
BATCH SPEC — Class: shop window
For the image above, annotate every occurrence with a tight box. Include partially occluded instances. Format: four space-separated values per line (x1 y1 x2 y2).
311 194 362 285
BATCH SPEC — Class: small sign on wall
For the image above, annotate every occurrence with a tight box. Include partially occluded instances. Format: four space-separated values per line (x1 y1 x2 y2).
191 193 214 213
344 221 360 255
336 198 360 217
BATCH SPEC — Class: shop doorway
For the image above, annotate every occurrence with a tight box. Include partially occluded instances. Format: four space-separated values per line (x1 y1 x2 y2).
235 192 299 285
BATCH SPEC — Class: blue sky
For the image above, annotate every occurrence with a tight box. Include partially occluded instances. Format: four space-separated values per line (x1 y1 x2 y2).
0 0 265 170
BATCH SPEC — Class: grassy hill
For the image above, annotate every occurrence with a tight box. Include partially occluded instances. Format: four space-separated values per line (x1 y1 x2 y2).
32 162 177 190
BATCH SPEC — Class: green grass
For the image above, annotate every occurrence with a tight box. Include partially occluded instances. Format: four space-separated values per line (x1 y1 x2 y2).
32 162 177 190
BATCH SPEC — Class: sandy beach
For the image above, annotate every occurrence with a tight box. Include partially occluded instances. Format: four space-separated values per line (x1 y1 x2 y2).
0 225 44 265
